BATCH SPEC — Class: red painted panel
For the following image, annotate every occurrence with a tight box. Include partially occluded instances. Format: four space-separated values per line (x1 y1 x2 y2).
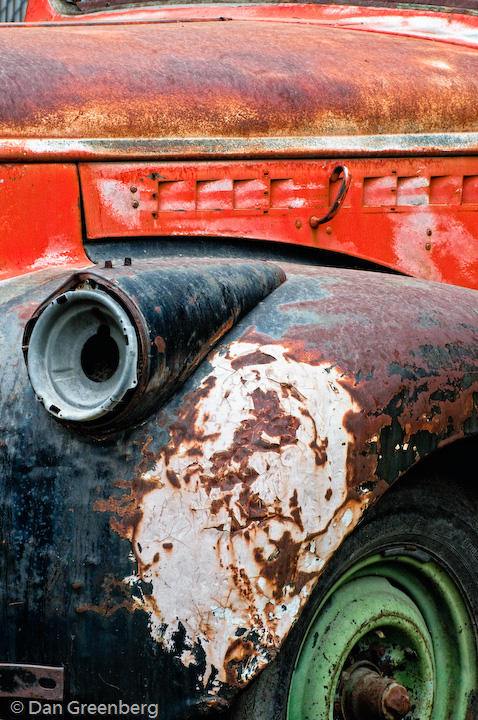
0 164 88 280
80 157 478 289
21 2 478 58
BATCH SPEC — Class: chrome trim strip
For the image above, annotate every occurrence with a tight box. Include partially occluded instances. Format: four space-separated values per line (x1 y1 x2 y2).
1 133 478 161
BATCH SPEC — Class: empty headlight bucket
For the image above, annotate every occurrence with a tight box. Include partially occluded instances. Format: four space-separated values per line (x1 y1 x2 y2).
25 287 138 422
22 260 286 433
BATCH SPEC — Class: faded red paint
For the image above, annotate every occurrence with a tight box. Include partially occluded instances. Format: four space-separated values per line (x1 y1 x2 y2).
80 158 478 289
21 1 478 56
1 22 478 144
0 165 88 280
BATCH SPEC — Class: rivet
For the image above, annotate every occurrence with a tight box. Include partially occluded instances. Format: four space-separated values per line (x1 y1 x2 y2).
130 185 138 193
426 228 432 236
132 201 139 209
309 216 320 229
425 242 432 251
295 220 302 229
326 226 332 235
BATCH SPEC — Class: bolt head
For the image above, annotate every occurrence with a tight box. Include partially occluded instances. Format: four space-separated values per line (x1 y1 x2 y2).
382 683 411 719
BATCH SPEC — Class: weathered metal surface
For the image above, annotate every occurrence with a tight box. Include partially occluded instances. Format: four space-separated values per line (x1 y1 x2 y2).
4 134 478 163
0 164 88 280
23 260 285 432
21 1 478 53
341 665 411 720
1 21 478 144
0 663 64 700
118 267 478 690
309 164 352 227
3 260 477 716
80 158 478 290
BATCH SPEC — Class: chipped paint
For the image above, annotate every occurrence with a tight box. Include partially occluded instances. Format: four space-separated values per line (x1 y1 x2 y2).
85 265 478 693
3 262 478 712
114 341 365 687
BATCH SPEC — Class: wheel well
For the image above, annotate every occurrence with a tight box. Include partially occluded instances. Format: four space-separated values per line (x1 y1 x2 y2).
381 433 478 502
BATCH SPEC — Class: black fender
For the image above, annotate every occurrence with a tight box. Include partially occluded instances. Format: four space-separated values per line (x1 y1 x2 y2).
1 262 477 717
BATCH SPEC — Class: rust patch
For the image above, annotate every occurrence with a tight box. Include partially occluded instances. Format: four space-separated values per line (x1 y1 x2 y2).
163 376 218 465
211 387 300 469
254 531 302 600
94 435 160 541
75 576 135 618
224 638 255 685
230 350 277 370
289 489 304 532
3 23 478 141
166 469 180 489
123 340 363 690
153 335 166 353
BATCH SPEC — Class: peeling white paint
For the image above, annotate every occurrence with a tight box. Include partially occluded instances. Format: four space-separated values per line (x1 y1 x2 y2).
342 509 353 527
127 341 370 688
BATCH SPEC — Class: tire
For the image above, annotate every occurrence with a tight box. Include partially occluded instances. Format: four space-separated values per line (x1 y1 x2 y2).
229 455 478 720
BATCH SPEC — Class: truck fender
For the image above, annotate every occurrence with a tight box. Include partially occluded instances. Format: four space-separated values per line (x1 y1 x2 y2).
107 264 478 696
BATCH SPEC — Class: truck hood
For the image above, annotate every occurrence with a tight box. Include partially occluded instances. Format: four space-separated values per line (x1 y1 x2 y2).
1 19 478 140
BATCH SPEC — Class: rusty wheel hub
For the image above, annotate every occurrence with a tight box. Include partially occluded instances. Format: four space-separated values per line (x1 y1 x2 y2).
340 663 411 720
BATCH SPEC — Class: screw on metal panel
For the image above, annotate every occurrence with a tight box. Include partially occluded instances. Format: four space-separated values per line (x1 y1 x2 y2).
425 242 432 251
124 257 132 266
426 228 432 236
132 201 139 209
130 186 138 193
104 260 113 269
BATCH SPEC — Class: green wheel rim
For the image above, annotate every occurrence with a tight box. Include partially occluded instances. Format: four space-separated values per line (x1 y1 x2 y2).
287 549 477 719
